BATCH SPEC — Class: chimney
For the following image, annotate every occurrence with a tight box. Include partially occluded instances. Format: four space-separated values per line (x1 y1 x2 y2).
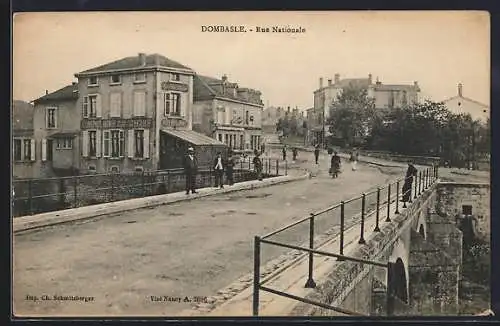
334 74 340 84
319 77 323 89
328 79 332 86
368 74 373 84
221 74 228 83
45 90 48 95
287 106 291 112
376 77 381 85
458 83 463 97
138 53 146 66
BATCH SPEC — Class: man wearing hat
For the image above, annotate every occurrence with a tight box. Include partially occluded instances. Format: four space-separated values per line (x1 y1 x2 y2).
213 151 225 189
183 147 198 194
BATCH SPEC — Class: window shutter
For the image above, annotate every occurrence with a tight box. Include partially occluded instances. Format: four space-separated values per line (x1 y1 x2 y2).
96 94 102 117
140 92 146 116
30 139 36 161
96 130 102 157
110 93 121 117
133 92 139 116
128 130 135 158
41 138 47 161
54 108 58 128
82 97 88 117
45 109 48 128
134 91 146 116
82 131 89 157
143 129 149 158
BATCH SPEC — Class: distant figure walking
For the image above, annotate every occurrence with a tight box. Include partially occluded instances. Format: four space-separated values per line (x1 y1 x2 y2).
402 161 418 206
226 151 235 186
350 150 359 171
253 150 263 181
292 147 298 161
213 151 225 189
330 151 341 178
282 146 287 161
183 147 198 195
314 144 320 164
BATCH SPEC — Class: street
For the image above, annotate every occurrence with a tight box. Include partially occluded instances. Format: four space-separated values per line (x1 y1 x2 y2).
13 153 405 316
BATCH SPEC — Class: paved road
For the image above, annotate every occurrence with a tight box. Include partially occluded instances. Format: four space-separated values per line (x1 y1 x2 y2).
13 153 405 317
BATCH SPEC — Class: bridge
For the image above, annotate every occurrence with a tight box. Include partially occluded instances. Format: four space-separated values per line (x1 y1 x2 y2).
12 148 488 317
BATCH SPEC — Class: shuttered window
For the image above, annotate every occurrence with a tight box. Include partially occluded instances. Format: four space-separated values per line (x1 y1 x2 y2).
134 91 146 117
110 93 122 117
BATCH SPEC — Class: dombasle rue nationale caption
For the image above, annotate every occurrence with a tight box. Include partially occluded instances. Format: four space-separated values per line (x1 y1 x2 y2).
201 25 306 33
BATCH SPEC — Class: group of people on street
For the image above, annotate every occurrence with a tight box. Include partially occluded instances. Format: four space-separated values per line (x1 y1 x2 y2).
182 147 262 195
281 146 299 162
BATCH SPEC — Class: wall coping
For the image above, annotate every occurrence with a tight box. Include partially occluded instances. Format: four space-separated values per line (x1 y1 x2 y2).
436 182 490 188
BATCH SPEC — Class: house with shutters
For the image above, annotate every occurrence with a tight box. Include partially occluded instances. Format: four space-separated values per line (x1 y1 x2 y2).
31 83 81 178
192 74 264 153
74 52 224 173
13 100 36 178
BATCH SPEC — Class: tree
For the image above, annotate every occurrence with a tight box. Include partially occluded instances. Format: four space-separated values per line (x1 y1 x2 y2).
327 85 376 147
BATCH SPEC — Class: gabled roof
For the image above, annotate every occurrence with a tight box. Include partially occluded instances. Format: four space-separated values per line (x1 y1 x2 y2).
193 75 263 106
76 53 194 75
12 100 34 131
33 84 78 103
443 95 489 108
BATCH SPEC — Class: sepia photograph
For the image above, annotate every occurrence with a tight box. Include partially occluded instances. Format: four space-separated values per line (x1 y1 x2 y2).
12 11 491 318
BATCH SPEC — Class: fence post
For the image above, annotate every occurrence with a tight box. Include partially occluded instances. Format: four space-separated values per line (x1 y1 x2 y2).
285 160 288 176
359 194 366 244
394 181 400 214
374 188 381 232
253 236 261 316
110 172 115 201
28 179 33 215
338 201 345 261
142 170 146 196
418 171 422 195
386 183 391 222
413 174 418 199
73 175 78 208
276 159 279 176
240 158 243 172
268 158 271 175
305 213 316 288
249 158 251 170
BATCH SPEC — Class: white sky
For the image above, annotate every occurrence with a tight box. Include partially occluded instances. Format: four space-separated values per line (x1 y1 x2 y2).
13 11 490 110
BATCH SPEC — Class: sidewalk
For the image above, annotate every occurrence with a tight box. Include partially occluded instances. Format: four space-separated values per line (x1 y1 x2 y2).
182 197 404 316
14 173 309 234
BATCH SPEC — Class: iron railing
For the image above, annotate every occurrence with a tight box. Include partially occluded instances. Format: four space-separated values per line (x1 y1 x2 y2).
12 156 284 217
252 164 439 316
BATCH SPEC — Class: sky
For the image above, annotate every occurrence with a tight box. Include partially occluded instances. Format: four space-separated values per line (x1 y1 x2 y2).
13 11 490 110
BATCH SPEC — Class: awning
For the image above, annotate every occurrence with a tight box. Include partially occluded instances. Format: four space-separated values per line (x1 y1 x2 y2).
161 128 225 146
48 131 79 138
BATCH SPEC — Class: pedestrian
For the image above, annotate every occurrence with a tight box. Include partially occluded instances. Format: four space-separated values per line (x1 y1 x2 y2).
282 146 287 161
183 147 198 195
330 151 341 178
402 160 418 205
213 151 225 189
292 147 298 161
350 150 358 171
253 150 263 181
314 144 320 164
225 150 235 186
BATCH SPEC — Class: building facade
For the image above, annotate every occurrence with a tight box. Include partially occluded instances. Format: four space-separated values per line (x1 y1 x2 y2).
13 100 36 178
443 84 489 123
310 74 421 145
193 74 264 153
74 53 208 173
31 84 80 178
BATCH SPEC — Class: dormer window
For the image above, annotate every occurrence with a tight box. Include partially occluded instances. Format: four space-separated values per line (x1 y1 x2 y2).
110 74 121 85
88 76 98 87
170 73 180 81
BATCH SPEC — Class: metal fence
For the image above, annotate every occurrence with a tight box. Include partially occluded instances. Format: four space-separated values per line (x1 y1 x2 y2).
12 157 284 217
252 165 439 316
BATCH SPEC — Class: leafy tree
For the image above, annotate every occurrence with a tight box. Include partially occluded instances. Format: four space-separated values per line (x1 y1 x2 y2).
327 85 376 147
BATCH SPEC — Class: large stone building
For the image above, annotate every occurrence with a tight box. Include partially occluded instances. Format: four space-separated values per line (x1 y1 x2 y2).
443 83 489 123
32 83 80 177
74 53 223 173
310 74 421 145
193 74 264 152
12 100 35 178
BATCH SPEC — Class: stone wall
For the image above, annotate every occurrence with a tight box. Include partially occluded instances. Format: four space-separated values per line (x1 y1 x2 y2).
435 183 490 241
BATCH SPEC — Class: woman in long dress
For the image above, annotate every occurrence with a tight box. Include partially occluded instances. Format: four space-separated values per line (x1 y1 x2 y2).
402 162 418 204
350 151 358 171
